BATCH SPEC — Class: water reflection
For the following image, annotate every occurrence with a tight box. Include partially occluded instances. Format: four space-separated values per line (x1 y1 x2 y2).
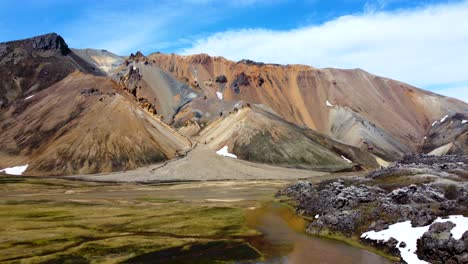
245 203 393 264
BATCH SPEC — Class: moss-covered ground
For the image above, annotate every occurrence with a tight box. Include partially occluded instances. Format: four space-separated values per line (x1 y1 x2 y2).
0 176 288 263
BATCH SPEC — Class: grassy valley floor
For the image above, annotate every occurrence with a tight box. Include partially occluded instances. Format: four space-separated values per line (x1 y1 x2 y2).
0 175 390 264
0 177 282 263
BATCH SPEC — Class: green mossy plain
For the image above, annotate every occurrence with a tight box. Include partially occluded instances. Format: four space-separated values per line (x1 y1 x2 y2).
0 176 265 264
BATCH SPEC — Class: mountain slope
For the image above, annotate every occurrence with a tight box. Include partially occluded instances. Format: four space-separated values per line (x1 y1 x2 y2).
112 52 199 124
196 104 380 171
72 48 124 75
1 33 466 177
0 33 104 107
0 72 191 176
422 113 468 155
149 53 468 160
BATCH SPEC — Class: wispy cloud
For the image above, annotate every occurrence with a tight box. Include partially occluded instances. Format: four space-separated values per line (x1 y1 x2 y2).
62 2 192 54
59 0 282 55
181 1 468 102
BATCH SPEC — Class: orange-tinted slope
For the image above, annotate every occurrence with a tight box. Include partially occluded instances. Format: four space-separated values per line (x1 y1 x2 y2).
0 72 191 176
149 53 468 160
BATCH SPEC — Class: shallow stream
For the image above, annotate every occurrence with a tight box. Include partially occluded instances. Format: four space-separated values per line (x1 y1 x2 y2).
245 203 392 264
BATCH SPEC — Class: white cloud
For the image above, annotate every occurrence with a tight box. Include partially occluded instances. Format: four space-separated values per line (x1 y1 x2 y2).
63 3 185 55
60 0 284 55
181 1 468 102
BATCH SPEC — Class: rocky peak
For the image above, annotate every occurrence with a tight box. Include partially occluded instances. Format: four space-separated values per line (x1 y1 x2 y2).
31 33 70 54
129 51 147 60
0 33 71 55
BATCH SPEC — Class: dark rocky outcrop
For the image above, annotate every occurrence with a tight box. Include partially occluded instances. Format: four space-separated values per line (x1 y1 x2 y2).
0 33 70 56
236 59 281 67
417 222 468 263
31 33 71 55
0 33 103 107
215 75 227 83
280 154 468 260
231 73 250 94
80 88 101 96
237 59 265 67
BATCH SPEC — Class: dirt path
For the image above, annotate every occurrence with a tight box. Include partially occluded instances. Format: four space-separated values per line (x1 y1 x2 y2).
69 145 326 182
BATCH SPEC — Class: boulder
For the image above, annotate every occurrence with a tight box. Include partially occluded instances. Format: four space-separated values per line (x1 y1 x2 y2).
417 222 468 264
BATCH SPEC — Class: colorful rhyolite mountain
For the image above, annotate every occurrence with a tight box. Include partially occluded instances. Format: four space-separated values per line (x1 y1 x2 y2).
0 33 466 176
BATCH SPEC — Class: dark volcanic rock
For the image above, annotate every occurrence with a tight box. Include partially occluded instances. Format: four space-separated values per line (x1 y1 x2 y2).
399 154 467 166
31 33 71 55
366 154 467 181
417 222 468 264
237 59 265 66
280 154 468 261
231 73 250 94
0 33 103 106
307 210 361 236
215 75 227 83
0 33 71 55
389 184 446 205
80 88 101 96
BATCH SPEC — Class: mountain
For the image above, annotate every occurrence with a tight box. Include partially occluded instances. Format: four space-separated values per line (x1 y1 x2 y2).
72 48 124 75
0 71 191 176
149 53 468 161
0 33 104 108
196 104 380 171
0 33 466 177
422 113 467 155
110 52 199 124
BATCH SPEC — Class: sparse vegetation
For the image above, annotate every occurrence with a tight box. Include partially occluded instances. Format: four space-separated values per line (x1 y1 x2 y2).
0 176 265 263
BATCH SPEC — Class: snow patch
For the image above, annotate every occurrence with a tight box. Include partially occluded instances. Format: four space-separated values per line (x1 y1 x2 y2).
341 155 352 163
216 146 237 159
216 91 223 100
326 100 333 107
0 164 29 175
25 95 34 100
440 115 449 123
431 121 438 126
423 136 427 140
462 120 467 124
315 214 320 219
361 215 468 264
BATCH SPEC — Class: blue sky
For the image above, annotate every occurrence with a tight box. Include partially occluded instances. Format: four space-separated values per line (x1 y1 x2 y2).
0 0 467 102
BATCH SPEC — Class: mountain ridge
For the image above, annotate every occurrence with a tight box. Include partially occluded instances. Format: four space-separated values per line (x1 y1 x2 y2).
0 33 466 177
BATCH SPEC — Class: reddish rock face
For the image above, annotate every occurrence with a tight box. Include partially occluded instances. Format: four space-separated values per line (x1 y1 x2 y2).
148 53 468 160
0 34 466 176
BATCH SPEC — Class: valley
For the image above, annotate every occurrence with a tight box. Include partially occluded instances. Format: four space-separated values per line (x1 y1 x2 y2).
0 32 467 263
0 175 391 263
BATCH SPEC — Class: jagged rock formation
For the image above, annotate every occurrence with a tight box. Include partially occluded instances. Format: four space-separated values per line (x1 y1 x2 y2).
112 52 199 124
